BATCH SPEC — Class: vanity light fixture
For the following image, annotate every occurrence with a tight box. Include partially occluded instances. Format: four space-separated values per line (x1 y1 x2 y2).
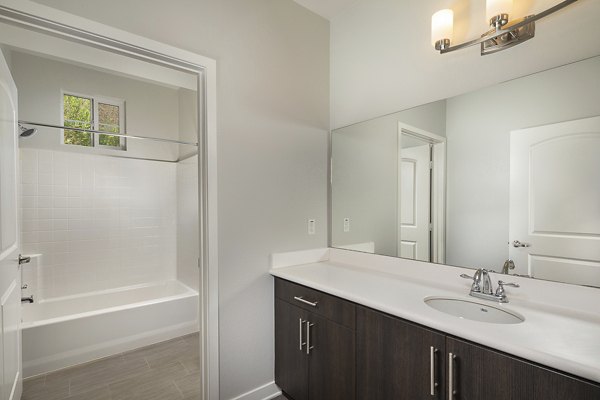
431 0 578 55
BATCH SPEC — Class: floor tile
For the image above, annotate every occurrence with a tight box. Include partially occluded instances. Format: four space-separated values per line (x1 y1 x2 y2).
23 332 200 400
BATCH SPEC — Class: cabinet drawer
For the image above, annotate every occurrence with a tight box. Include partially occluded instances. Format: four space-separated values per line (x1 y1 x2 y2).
275 278 355 329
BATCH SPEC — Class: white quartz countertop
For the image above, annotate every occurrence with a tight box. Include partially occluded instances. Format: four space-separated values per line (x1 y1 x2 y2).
269 250 600 384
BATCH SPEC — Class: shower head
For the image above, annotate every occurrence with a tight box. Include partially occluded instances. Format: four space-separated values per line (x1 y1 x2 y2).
18 123 37 138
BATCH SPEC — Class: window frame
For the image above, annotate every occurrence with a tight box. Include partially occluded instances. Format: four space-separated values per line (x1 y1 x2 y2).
61 91 127 151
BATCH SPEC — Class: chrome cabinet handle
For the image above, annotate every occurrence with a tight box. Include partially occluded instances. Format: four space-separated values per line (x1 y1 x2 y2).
512 240 530 248
298 319 306 350
448 353 456 400
293 296 318 307
306 322 315 355
430 346 438 396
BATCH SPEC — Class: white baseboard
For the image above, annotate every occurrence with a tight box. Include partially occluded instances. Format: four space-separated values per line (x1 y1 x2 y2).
230 381 281 400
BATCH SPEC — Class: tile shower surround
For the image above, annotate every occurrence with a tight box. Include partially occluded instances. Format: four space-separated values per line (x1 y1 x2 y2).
19 149 177 299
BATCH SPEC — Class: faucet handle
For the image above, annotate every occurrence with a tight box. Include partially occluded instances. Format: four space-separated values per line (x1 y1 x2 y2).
495 281 520 297
460 272 481 292
498 281 520 288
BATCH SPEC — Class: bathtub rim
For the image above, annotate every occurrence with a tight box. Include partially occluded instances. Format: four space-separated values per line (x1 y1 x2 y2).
21 280 198 329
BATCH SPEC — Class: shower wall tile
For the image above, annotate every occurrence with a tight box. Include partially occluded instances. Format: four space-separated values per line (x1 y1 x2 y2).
20 149 177 299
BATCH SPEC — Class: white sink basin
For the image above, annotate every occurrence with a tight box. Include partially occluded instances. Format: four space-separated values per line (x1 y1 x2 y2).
424 297 525 324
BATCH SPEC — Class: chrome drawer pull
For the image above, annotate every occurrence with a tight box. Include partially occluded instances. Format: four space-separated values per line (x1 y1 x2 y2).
430 346 438 396
294 296 318 307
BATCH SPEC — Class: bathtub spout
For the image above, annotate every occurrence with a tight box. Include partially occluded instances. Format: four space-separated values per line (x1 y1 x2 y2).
21 295 34 304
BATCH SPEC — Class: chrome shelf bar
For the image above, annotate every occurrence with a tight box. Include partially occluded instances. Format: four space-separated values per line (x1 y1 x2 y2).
440 0 578 54
18 120 199 147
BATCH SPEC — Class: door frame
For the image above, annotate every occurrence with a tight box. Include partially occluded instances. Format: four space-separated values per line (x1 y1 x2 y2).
0 2 219 399
398 123 446 264
0 44 22 400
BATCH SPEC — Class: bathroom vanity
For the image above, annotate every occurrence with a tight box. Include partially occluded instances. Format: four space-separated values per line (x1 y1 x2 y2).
271 249 600 400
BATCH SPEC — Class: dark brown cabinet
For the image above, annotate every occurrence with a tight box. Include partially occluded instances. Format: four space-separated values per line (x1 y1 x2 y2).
275 299 310 400
446 337 534 400
274 279 355 400
356 306 446 399
533 365 600 400
307 312 355 400
445 337 600 400
275 278 600 400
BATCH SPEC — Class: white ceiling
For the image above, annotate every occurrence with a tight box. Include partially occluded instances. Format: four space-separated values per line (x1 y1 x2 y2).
293 0 358 20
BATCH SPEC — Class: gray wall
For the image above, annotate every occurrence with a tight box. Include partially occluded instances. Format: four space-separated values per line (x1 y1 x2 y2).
332 100 446 256
177 155 200 291
11 51 187 161
330 0 600 128
31 0 330 397
0 46 11 70
445 56 600 270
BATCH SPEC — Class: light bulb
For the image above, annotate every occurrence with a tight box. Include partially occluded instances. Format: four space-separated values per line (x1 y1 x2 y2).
431 9 454 49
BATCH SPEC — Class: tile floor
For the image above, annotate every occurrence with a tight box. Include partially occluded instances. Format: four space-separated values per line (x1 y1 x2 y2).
22 333 200 400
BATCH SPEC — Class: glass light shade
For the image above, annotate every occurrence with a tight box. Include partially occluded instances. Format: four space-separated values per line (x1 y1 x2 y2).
431 9 454 47
486 0 513 20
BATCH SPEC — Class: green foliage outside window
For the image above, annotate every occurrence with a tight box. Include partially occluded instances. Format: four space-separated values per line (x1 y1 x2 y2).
98 102 121 147
63 94 93 146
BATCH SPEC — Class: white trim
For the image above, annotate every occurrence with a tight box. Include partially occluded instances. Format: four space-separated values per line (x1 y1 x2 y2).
431 142 446 264
0 23 196 90
229 381 281 400
397 122 446 264
0 2 219 398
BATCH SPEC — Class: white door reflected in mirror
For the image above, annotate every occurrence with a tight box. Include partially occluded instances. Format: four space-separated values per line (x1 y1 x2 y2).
509 116 600 287
399 141 431 261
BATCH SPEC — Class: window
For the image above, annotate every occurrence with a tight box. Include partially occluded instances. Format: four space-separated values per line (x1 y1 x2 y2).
62 93 126 150
63 94 93 146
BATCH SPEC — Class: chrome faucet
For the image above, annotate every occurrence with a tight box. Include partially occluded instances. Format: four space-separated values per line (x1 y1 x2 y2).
21 295 34 304
501 259 515 274
461 269 519 303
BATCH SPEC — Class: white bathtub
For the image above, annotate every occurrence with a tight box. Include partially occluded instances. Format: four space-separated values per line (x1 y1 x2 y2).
21 280 199 377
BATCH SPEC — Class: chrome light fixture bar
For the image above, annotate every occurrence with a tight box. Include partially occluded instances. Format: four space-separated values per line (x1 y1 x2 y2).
432 0 578 56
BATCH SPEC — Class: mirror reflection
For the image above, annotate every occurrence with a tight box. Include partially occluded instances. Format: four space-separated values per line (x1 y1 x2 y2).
331 55 600 288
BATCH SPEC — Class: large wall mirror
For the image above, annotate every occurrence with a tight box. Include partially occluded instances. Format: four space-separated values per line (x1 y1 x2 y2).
331 54 600 288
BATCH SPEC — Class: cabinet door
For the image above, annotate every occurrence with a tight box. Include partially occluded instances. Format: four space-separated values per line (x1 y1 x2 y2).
356 306 446 400
308 313 356 400
533 366 600 400
446 337 534 400
275 299 309 400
